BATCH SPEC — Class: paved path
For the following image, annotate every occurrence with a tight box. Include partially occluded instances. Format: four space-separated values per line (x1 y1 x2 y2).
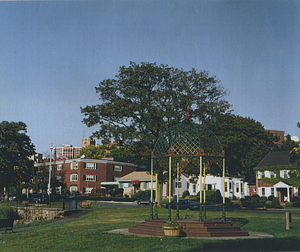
0 209 94 234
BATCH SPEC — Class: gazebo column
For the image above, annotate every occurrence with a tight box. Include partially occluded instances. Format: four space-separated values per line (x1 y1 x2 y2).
154 173 158 219
203 163 206 219
222 158 226 221
150 158 154 220
199 156 203 222
168 156 172 221
176 162 180 219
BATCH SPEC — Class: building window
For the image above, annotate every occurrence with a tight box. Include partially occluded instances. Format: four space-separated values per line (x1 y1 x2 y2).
207 184 212 190
56 176 62 182
57 164 62 171
70 173 78 181
229 182 232 192
71 162 78 170
284 170 288 178
83 187 94 193
270 171 274 178
176 182 182 188
262 188 265 196
241 183 244 193
271 188 274 196
83 175 96 181
225 182 228 192
84 163 96 169
193 184 196 194
261 171 265 178
236 183 239 193
114 165 122 171
70 185 78 192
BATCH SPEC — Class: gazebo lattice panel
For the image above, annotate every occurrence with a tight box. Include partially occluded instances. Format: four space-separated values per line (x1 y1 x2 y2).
153 120 224 159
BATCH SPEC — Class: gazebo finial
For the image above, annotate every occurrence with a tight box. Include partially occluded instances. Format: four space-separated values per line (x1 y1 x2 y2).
186 106 190 120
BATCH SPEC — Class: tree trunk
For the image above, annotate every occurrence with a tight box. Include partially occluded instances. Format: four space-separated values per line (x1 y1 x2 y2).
157 182 164 207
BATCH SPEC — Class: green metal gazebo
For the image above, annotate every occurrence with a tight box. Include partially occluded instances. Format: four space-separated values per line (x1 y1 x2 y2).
149 117 226 221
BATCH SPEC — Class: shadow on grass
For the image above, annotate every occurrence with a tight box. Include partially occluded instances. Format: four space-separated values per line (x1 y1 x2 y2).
186 238 300 251
226 217 249 227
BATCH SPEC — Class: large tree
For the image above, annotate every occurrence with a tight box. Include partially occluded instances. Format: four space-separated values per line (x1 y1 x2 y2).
204 114 277 182
81 62 231 168
0 121 35 199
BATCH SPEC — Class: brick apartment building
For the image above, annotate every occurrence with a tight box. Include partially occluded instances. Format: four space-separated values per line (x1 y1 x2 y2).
53 158 140 193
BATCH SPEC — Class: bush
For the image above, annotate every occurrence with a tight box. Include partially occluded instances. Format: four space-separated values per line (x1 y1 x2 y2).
110 188 124 197
257 202 264 208
242 201 252 208
0 204 19 219
268 196 274 201
259 197 267 204
62 188 70 196
285 202 293 207
132 190 154 199
271 197 280 208
265 201 272 208
291 197 299 202
230 200 241 208
182 190 189 199
292 201 300 207
196 190 222 204
250 197 258 208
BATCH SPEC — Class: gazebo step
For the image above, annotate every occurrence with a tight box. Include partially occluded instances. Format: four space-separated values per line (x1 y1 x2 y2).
129 219 249 238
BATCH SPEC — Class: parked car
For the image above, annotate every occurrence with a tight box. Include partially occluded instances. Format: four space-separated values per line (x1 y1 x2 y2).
9 195 16 201
27 193 42 203
137 197 155 205
165 199 200 210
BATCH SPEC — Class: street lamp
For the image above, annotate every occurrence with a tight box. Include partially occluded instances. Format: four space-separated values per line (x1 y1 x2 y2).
48 144 53 203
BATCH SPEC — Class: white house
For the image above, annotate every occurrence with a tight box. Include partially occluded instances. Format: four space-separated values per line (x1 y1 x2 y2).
254 151 299 203
118 171 189 197
188 174 249 199
118 171 248 199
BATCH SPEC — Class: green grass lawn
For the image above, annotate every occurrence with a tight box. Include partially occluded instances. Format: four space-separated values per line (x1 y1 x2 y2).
1 207 300 251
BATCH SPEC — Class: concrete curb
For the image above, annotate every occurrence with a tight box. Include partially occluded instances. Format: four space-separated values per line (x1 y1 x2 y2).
106 229 274 239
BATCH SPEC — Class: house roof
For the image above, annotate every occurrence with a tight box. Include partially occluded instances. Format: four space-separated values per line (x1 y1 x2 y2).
256 151 294 168
118 171 151 181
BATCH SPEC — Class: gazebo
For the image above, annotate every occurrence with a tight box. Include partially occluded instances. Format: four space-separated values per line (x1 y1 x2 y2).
149 115 226 222
129 112 249 237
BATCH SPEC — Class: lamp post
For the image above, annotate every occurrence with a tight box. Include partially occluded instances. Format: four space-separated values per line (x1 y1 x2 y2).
48 145 53 204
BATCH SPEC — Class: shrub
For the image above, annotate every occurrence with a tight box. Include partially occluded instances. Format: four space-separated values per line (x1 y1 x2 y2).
252 194 260 199
285 202 293 207
292 201 300 207
271 197 280 208
0 204 19 219
182 190 189 199
132 190 154 199
230 200 241 208
291 197 299 202
257 202 264 208
250 197 258 208
259 197 267 204
215 190 222 204
242 201 252 208
265 201 272 208
110 188 124 197
268 196 274 201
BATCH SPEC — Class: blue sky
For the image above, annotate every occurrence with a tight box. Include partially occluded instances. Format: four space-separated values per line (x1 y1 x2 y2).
1 0 299 156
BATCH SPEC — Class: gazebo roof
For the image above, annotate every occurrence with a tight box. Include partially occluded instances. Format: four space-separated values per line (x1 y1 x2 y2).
152 120 224 159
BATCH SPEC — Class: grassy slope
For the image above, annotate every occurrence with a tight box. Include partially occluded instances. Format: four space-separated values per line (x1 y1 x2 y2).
0 207 300 251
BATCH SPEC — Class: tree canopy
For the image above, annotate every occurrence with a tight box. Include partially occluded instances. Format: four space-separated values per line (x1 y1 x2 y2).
204 114 278 182
81 62 231 168
0 121 35 197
